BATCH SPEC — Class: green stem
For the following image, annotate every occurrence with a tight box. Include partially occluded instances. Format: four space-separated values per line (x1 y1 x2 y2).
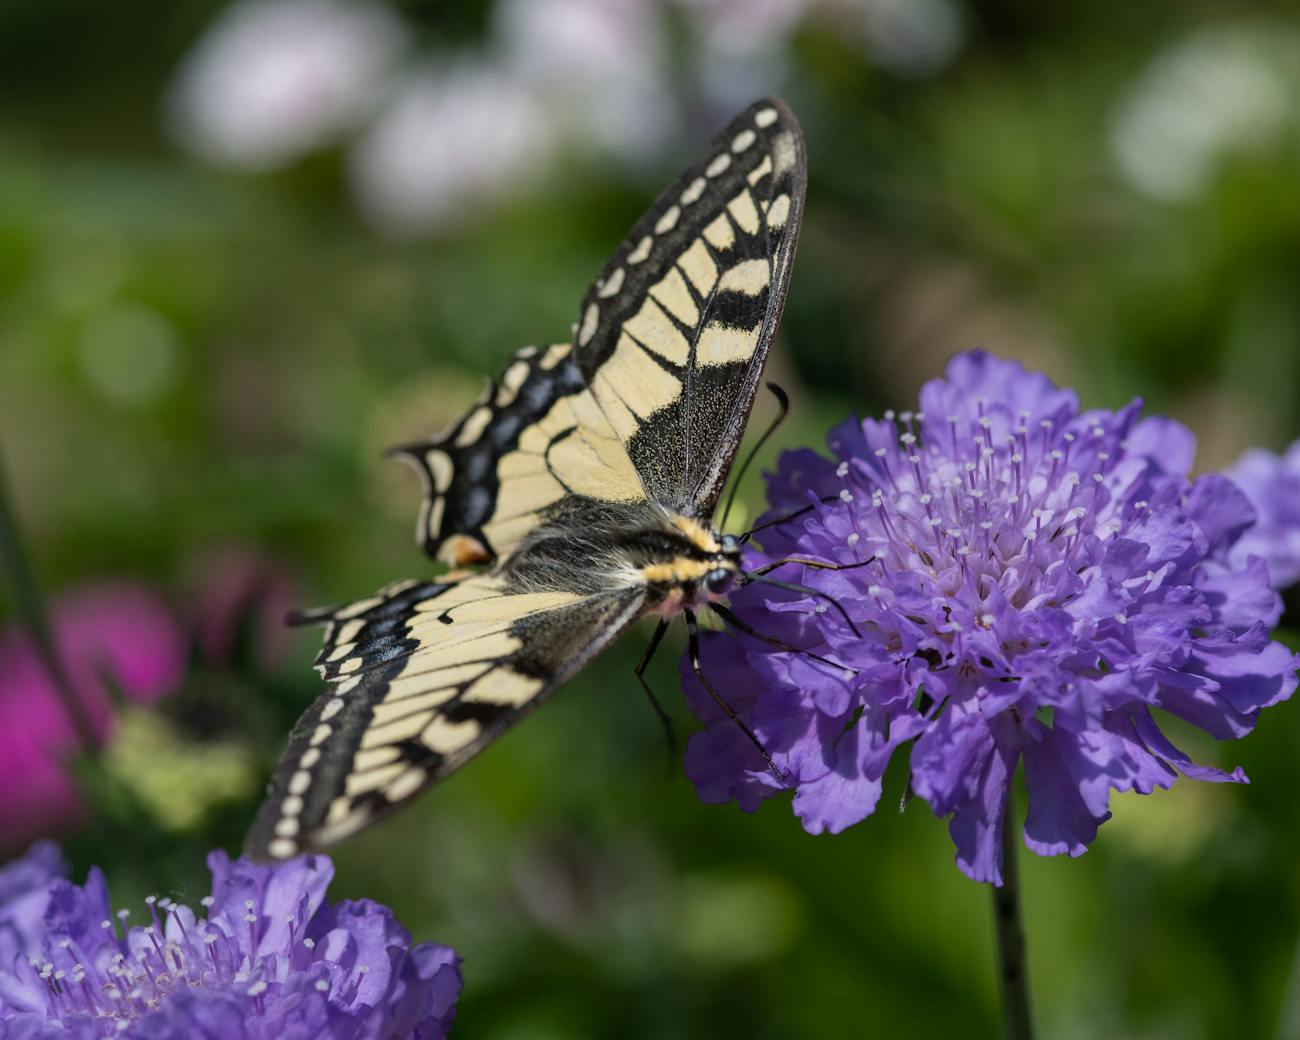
0 444 99 753
994 792 1035 1040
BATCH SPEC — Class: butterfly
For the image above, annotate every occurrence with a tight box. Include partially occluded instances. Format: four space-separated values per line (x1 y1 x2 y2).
247 97 809 860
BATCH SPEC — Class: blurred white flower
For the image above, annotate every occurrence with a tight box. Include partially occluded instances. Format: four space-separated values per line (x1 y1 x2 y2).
349 59 552 236
168 0 406 171
1110 23 1297 201
681 0 810 113
852 0 963 79
495 0 677 162
683 0 961 111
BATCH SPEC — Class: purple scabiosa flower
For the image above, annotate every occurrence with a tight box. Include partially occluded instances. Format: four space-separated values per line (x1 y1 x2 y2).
1226 439 1300 589
683 351 1299 883
0 845 461 1038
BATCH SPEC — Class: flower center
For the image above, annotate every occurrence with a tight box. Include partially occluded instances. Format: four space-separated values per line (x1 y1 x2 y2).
26 892 356 1028
837 405 1144 616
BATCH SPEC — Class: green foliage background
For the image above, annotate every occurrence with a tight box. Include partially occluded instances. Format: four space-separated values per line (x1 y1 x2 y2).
3 1 1300 1037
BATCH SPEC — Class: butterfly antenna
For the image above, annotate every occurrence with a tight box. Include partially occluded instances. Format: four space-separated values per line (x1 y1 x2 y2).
739 494 840 545
719 382 790 532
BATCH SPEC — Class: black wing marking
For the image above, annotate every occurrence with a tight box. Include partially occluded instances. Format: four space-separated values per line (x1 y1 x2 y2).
247 572 645 859
570 97 807 516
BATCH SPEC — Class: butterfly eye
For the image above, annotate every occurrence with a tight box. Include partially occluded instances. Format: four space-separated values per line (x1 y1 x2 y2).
705 568 735 595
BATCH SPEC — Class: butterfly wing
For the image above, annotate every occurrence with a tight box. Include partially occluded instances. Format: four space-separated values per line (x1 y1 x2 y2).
247 571 645 858
394 98 806 565
571 97 806 516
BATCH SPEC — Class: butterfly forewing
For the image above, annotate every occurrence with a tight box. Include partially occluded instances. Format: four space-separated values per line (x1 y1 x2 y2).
395 98 806 564
572 98 806 515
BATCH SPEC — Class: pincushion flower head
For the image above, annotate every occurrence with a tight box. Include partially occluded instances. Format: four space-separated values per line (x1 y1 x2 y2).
683 351 1298 884
0 844 461 1038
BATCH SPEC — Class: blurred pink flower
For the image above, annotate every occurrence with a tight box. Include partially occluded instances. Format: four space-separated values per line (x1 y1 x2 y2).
0 584 186 852
189 545 298 671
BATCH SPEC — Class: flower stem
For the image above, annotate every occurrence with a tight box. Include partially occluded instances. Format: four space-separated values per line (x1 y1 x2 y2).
994 793 1035 1040
0 444 99 753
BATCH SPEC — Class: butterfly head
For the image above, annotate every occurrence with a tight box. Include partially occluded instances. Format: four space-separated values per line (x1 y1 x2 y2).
704 533 743 597
635 516 744 614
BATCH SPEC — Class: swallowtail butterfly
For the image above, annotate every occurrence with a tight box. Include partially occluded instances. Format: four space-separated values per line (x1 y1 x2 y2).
249 98 808 859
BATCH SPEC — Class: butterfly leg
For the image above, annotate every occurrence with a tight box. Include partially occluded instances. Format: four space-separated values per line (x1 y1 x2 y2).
634 618 678 770
707 601 853 674
738 494 840 544
684 608 788 784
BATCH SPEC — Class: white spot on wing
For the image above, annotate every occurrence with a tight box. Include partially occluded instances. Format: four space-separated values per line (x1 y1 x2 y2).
754 107 778 128
427 495 446 542
732 128 757 152
654 205 680 234
425 450 453 493
320 697 345 721
627 235 652 264
578 302 599 346
496 361 530 404
455 406 493 448
268 838 297 858
597 267 625 298
705 153 731 177
680 177 707 205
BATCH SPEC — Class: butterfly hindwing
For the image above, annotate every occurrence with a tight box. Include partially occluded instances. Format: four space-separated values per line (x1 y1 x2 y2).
247 571 646 858
395 340 667 567
571 97 806 515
